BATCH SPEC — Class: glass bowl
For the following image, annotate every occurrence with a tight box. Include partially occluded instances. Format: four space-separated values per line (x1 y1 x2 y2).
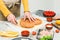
36 29 54 40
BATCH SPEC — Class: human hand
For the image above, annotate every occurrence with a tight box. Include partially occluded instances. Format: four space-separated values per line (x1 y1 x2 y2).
53 16 60 20
7 14 17 24
24 12 35 22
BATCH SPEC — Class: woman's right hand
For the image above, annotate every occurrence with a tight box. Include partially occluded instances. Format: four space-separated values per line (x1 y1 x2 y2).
24 12 35 22
7 14 17 24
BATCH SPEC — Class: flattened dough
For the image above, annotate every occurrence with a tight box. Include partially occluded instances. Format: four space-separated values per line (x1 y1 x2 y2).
20 18 35 28
20 18 42 28
34 18 42 25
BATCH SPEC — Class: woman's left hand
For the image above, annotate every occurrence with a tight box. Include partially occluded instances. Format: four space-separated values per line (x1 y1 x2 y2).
53 16 60 20
24 12 35 22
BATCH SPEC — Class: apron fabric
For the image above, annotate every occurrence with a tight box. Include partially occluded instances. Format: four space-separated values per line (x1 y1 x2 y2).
0 0 21 21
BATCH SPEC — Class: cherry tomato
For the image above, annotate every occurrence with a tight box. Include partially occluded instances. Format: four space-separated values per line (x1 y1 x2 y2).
55 29 59 33
32 31 36 35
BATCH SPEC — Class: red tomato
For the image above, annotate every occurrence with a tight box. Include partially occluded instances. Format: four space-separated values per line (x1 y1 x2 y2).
55 29 59 33
32 31 36 35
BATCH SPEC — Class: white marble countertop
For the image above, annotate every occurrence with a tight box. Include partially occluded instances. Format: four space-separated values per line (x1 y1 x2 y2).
0 14 60 40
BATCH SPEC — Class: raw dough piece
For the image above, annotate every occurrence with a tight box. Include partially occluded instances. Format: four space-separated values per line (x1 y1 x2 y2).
20 18 35 28
20 18 42 28
34 18 42 25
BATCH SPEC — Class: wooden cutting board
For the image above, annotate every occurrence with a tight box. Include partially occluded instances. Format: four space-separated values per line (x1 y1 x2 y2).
52 22 60 30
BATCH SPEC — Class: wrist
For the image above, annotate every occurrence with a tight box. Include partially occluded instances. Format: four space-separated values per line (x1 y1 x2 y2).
6 13 13 18
24 11 30 13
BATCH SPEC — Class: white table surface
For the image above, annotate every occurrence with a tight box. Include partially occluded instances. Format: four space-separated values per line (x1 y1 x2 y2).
0 14 60 40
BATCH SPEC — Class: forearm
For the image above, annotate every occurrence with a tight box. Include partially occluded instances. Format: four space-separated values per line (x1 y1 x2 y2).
22 0 29 12
0 0 11 17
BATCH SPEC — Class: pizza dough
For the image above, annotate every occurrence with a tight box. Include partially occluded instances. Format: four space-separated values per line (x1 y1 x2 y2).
34 18 42 25
20 18 35 28
20 18 42 28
